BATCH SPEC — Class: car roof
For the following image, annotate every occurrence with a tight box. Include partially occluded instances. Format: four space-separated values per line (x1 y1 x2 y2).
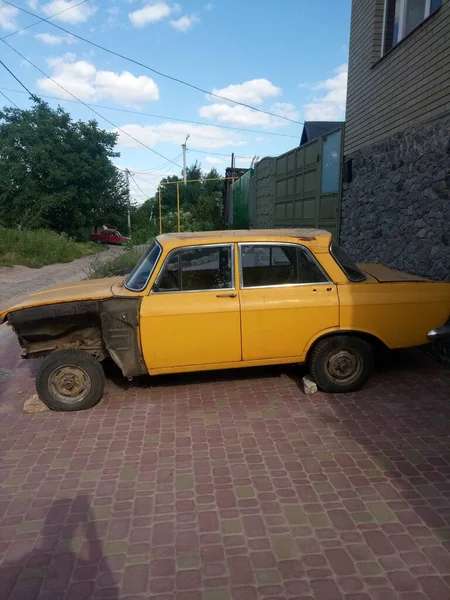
157 229 332 251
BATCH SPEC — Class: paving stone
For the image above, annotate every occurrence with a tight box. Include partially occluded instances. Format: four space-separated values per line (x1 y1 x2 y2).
1 336 450 600
221 519 242 535
255 570 281 585
283 504 307 525
271 535 298 559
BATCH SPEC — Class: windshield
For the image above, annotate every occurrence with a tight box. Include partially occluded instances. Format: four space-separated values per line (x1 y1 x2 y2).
125 241 162 292
330 242 366 282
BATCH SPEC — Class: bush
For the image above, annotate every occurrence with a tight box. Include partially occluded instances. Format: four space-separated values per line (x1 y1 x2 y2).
0 228 104 268
88 247 141 279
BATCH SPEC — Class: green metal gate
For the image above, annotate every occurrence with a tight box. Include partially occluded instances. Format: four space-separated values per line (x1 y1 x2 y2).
254 127 343 239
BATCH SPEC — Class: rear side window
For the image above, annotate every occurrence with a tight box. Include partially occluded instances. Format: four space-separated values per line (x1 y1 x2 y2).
331 242 366 282
240 244 328 288
156 245 233 292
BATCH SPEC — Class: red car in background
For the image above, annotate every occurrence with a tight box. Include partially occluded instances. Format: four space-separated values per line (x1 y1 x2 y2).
90 229 130 246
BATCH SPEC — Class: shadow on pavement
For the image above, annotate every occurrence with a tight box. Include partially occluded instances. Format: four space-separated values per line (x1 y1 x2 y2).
0 495 119 600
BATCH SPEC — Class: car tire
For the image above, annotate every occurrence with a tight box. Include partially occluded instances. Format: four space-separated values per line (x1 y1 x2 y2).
36 350 105 411
95 239 103 244
309 335 374 393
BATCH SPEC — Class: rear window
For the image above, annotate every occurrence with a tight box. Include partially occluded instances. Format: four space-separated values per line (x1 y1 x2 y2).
330 242 366 282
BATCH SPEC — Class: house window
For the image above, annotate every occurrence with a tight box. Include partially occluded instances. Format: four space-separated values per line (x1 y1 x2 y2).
382 0 441 54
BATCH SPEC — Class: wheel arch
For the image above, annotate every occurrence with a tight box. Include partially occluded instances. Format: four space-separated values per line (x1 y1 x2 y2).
305 329 388 364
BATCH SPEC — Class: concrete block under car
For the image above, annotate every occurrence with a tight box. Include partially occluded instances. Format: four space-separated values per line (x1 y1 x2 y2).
23 394 50 413
302 375 318 395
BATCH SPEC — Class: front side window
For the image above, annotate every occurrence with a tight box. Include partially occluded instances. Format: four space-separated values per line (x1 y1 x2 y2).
240 244 328 288
156 245 233 292
125 241 161 292
383 0 441 54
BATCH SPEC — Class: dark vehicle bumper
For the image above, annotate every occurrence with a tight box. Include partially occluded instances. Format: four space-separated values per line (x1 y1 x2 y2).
427 322 450 341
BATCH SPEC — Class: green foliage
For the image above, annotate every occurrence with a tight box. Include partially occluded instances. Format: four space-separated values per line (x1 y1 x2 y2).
0 100 129 238
0 228 104 268
88 247 141 279
130 163 224 240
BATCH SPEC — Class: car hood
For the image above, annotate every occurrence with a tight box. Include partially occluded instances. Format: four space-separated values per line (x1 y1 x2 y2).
357 263 430 283
0 276 124 323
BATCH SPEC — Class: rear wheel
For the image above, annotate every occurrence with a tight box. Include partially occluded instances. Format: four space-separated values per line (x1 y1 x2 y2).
36 350 105 411
95 238 103 244
309 335 374 393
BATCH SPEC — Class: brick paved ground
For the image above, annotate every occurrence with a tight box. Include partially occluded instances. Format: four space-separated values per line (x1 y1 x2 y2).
1 327 450 599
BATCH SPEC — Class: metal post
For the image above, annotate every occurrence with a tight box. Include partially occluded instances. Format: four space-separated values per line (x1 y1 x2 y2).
124 168 131 237
176 181 181 232
158 185 162 234
182 134 190 184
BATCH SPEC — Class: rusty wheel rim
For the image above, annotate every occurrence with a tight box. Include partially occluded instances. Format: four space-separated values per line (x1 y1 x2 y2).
324 348 363 386
48 364 91 404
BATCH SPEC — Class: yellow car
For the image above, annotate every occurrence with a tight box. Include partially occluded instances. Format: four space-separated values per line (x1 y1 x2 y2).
1 229 449 411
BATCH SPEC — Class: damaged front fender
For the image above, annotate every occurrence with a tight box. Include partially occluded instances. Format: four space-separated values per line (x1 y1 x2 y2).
6 298 147 378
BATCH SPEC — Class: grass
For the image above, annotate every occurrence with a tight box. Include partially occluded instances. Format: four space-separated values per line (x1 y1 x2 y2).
88 247 141 279
0 228 105 268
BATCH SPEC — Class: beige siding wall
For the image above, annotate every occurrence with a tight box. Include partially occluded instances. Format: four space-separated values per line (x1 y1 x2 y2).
345 0 450 154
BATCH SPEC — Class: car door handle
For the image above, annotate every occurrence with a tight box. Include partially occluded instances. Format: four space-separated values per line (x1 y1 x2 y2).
216 292 237 298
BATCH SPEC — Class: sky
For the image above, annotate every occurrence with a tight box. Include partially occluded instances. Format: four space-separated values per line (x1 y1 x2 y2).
0 0 352 203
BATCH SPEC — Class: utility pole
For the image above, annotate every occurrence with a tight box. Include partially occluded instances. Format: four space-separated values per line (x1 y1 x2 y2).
182 134 190 184
124 168 131 237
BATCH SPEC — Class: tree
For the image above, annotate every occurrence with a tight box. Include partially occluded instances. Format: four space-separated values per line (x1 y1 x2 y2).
0 100 128 238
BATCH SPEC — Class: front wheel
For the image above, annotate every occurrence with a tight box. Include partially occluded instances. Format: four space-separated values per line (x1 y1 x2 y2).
95 238 103 245
309 335 374 393
36 350 105 411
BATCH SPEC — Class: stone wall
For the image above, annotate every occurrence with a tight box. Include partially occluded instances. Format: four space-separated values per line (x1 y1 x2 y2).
253 157 276 228
341 112 450 282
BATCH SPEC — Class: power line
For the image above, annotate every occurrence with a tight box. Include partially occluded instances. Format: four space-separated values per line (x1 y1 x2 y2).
1 0 303 127
1 0 89 40
1 39 183 169
129 174 149 199
0 87 300 140
128 177 147 199
0 89 19 109
188 148 253 159
116 155 182 176
0 60 35 97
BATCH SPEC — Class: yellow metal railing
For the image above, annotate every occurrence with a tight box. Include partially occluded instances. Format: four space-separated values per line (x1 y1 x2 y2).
157 177 237 234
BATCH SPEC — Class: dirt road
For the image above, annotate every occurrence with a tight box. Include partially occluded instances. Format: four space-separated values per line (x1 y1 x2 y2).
0 246 122 311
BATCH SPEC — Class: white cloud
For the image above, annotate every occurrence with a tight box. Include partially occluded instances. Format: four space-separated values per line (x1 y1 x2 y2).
129 2 175 27
35 32 75 44
204 156 223 165
114 122 246 150
41 1 97 24
198 101 299 128
198 78 287 128
235 156 253 168
0 5 19 31
169 14 199 32
205 3 215 10
199 103 272 126
269 102 299 122
212 79 281 105
37 54 159 104
303 64 348 121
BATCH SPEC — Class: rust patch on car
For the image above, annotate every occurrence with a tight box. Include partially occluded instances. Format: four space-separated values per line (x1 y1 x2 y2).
294 236 316 241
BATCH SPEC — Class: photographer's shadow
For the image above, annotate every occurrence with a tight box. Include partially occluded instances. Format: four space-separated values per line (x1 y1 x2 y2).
0 495 119 600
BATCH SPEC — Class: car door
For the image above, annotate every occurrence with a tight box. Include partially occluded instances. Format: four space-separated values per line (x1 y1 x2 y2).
238 243 339 361
139 243 241 370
